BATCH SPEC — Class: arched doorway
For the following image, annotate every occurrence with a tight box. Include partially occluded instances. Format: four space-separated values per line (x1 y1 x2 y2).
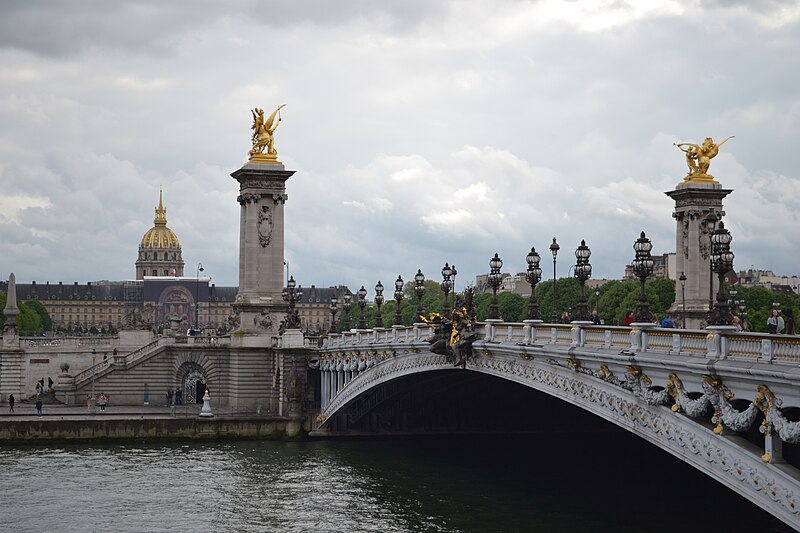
183 369 207 404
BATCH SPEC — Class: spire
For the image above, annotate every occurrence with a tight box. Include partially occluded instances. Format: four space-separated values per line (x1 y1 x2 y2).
154 187 167 226
3 272 20 330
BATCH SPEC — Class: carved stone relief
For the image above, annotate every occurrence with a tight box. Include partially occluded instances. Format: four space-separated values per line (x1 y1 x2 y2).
257 205 273 247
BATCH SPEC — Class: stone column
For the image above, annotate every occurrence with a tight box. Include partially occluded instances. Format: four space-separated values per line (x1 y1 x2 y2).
665 181 731 329
231 162 295 341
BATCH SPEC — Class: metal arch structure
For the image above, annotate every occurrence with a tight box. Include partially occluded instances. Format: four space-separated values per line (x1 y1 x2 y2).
313 322 800 530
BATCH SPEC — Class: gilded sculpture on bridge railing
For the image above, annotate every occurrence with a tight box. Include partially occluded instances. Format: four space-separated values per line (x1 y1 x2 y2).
248 104 286 163
674 135 734 182
422 287 479 367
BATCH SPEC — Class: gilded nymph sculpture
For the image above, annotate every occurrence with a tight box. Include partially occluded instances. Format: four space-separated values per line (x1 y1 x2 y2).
674 136 734 181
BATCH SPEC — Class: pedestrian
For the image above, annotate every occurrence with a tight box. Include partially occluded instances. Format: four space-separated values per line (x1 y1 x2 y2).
166 388 173 407
175 388 182 405
560 310 571 323
35 399 43 416
731 315 743 331
47 377 53 391
590 309 601 325
86 394 93 413
623 311 635 326
784 309 796 335
98 392 108 412
113 348 118 356
661 313 676 328
8 394 15 413
767 309 785 334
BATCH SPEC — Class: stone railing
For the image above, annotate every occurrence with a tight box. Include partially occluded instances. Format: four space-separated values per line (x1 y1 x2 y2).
321 321 800 365
23 336 117 349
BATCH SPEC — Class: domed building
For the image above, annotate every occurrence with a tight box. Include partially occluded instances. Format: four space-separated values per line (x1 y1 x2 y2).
135 190 184 279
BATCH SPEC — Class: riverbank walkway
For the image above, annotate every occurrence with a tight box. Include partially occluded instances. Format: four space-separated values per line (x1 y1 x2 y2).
0 403 204 421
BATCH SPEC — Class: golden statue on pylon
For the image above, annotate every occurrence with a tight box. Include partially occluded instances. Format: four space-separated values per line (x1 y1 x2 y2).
249 104 286 163
674 135 734 182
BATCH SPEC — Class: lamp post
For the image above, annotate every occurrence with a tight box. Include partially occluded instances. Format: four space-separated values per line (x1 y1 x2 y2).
441 262 454 317
356 285 368 329
549 238 560 322
632 231 655 323
374 281 384 328
679 272 687 328
414 269 425 320
488 253 503 320
573 240 592 321
281 275 302 326
195 262 204 332
704 210 719 311
329 295 338 334
525 246 542 320
594 287 601 311
394 275 404 326
342 294 352 331
707 221 735 326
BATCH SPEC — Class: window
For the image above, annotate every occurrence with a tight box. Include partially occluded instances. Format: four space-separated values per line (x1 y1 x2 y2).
152 269 157 276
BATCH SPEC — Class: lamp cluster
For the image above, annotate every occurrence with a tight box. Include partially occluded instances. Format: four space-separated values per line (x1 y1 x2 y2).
707 221 735 326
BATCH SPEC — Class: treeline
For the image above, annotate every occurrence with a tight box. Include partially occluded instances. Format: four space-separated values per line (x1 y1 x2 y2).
334 279 798 333
0 294 53 333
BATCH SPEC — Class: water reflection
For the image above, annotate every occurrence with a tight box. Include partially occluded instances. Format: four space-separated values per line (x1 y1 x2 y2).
0 433 792 533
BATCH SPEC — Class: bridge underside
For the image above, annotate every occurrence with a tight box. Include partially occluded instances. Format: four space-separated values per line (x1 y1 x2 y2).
325 370 616 436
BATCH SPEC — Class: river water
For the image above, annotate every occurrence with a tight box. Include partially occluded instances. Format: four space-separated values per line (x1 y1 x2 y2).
0 432 792 532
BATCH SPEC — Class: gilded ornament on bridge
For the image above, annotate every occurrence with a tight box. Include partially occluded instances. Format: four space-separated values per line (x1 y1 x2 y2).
248 104 286 163
674 136 734 183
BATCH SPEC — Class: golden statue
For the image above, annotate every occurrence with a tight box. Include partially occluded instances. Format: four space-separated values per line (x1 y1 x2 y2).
674 136 734 182
248 104 286 163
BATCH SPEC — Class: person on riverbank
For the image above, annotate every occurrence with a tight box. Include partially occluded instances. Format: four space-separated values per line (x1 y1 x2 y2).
166 388 174 407
175 388 182 405
98 393 108 412
86 394 93 413
35 399 43 416
8 394 15 413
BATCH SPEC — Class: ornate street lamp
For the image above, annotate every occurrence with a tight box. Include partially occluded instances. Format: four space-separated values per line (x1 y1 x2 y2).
679 272 687 328
393 275 404 326
488 253 503 320
594 287 601 311
342 293 352 330
414 269 426 320
195 262 204 332
282 275 303 328
357 285 368 329
707 221 735 326
704 210 719 311
525 246 542 320
573 240 592 321
549 238 560 322
632 231 655 323
374 281 385 328
328 294 338 334
441 262 454 317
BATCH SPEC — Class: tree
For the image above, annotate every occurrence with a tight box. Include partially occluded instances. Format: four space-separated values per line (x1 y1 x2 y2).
24 300 53 332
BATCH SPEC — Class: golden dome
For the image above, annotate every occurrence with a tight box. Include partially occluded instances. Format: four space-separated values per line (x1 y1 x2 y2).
140 189 181 250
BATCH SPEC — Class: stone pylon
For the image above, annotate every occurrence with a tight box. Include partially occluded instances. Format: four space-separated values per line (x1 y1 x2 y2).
1 272 23 397
231 161 295 342
665 181 732 329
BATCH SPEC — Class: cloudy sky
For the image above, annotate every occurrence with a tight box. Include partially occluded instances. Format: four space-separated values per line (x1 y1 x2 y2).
1 0 798 296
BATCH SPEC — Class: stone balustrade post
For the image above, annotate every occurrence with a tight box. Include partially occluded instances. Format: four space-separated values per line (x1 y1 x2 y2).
485 319 502 342
761 338 773 362
705 326 735 359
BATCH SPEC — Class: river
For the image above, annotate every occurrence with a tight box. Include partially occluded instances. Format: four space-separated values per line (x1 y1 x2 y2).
0 432 792 532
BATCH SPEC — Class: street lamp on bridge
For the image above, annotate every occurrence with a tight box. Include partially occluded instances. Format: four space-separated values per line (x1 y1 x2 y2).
414 269 425 320
704 210 719 311
282 275 302 321
525 246 542 320
356 285 368 329
329 294 338 334
487 253 503 320
342 294 352 331
632 232 655 323
573 240 592 321
679 271 687 328
374 281 384 328
549 238 560 322
441 263 454 317
707 221 735 326
394 275 404 326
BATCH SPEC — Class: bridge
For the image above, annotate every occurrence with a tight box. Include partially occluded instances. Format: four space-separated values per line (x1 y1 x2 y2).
312 320 800 530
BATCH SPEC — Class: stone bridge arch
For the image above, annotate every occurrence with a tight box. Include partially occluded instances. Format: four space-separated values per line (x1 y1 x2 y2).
315 346 800 529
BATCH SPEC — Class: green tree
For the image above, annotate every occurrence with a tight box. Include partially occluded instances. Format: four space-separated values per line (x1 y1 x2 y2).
24 299 53 332
0 294 45 333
